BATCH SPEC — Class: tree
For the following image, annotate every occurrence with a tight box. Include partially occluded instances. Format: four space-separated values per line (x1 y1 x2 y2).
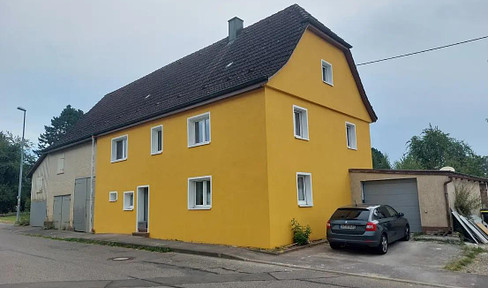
37 105 84 154
371 148 391 169
398 125 487 177
0 131 35 213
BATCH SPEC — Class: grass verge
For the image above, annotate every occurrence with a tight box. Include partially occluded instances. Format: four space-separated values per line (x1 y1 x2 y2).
28 234 171 253
444 246 485 271
0 212 29 225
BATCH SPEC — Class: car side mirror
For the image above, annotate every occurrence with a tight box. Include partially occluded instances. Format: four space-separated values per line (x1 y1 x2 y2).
398 212 404 217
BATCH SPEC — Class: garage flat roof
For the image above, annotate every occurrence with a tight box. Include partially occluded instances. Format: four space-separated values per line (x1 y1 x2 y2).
349 169 488 183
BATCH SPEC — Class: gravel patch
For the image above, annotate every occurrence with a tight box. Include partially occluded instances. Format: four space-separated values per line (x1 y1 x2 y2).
461 251 488 275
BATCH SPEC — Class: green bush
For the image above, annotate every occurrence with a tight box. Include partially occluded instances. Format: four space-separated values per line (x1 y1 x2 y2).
16 212 30 226
291 218 311 245
454 184 480 217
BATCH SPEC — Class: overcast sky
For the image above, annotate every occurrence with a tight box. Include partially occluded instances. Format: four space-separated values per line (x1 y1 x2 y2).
1 0 487 163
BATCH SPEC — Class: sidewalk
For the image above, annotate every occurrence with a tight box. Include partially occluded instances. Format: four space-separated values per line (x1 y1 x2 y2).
6 225 271 261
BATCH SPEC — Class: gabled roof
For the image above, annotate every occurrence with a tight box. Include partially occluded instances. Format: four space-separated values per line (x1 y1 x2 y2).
45 4 376 153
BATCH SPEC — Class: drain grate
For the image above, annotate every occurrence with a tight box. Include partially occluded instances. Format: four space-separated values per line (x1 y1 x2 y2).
110 257 133 261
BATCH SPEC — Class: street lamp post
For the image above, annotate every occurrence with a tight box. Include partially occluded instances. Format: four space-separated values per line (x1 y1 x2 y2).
16 106 26 223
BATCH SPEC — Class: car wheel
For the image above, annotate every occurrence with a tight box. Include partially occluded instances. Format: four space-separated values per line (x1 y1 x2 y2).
329 242 341 250
376 234 388 254
401 225 410 241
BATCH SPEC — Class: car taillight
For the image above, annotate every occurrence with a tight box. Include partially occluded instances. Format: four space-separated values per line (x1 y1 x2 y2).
326 220 331 229
365 222 377 231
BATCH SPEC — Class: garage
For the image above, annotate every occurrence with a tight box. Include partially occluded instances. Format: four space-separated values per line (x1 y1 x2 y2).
362 178 422 233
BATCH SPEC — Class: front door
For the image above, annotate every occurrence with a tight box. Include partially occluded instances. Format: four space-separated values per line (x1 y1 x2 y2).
137 186 149 233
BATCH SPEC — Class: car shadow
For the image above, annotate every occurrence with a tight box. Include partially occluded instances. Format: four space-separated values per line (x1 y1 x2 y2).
331 240 403 256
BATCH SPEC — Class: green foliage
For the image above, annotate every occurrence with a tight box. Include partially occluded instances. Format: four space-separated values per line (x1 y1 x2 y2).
291 218 311 245
444 246 485 271
37 105 84 154
0 131 35 213
398 124 487 177
16 212 30 226
371 147 391 169
454 184 481 217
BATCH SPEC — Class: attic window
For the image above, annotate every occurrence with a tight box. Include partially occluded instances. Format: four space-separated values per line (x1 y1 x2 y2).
321 60 333 86
145 94 151 99
225 62 233 68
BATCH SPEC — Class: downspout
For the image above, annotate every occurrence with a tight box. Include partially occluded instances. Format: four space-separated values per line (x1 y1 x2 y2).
443 177 453 233
89 135 96 233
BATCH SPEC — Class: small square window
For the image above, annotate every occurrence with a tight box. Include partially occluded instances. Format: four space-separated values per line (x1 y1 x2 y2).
151 125 163 155
321 60 333 86
188 176 212 210
346 122 357 150
109 191 118 202
57 153 65 174
293 105 309 140
111 135 128 162
123 191 134 210
297 173 313 207
188 112 210 147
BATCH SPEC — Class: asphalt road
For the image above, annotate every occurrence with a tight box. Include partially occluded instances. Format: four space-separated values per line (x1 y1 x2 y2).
0 224 472 287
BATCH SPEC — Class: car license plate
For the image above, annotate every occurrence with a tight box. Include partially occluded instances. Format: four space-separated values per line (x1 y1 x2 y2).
340 224 356 230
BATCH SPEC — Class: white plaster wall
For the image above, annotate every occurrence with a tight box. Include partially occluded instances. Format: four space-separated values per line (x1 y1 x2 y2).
30 142 95 226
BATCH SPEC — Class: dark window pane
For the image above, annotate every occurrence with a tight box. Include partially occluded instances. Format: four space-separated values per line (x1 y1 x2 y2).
116 140 124 159
194 122 200 143
331 208 370 221
157 130 162 151
205 181 211 205
294 111 301 136
195 182 203 205
204 118 210 142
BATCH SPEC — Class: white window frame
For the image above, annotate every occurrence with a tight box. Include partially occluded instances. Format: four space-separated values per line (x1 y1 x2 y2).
123 191 134 210
109 191 118 202
188 176 212 210
57 153 65 174
150 125 163 155
187 112 211 148
293 105 309 140
321 59 333 86
111 135 128 163
296 172 313 207
345 122 357 150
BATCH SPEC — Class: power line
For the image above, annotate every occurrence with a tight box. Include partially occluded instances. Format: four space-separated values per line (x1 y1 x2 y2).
356 35 488 66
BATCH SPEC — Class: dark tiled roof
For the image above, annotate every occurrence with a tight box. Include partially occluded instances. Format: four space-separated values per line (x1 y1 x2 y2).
46 4 374 152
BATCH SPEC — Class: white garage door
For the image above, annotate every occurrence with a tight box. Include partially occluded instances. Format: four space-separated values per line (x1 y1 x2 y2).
362 178 422 233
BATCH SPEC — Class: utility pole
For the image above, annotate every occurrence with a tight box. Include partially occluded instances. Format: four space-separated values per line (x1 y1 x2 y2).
16 106 26 223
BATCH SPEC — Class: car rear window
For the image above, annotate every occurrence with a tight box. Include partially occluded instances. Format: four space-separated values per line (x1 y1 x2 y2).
331 208 370 221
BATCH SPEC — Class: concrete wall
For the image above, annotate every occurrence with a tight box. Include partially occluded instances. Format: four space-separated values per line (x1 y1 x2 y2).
350 172 450 230
30 142 94 226
350 172 486 232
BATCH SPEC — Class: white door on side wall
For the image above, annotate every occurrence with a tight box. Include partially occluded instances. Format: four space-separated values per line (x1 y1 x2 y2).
362 178 422 233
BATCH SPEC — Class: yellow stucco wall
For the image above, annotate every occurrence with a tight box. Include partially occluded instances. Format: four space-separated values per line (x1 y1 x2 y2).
94 89 271 248
265 28 373 247
94 27 373 248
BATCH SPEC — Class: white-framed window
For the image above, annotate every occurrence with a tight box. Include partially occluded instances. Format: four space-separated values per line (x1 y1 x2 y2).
111 135 128 162
151 125 163 155
321 60 333 86
293 105 309 140
296 172 313 207
57 153 65 174
123 191 134 210
346 122 357 150
109 191 118 202
188 176 212 210
187 112 211 147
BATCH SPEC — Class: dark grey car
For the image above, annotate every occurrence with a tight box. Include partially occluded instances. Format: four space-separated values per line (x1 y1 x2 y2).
326 204 410 254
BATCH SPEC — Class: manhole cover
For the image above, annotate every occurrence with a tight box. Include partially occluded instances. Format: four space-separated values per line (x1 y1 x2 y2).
110 257 133 261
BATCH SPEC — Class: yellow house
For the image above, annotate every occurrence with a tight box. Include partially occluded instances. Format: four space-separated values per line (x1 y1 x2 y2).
45 4 376 248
